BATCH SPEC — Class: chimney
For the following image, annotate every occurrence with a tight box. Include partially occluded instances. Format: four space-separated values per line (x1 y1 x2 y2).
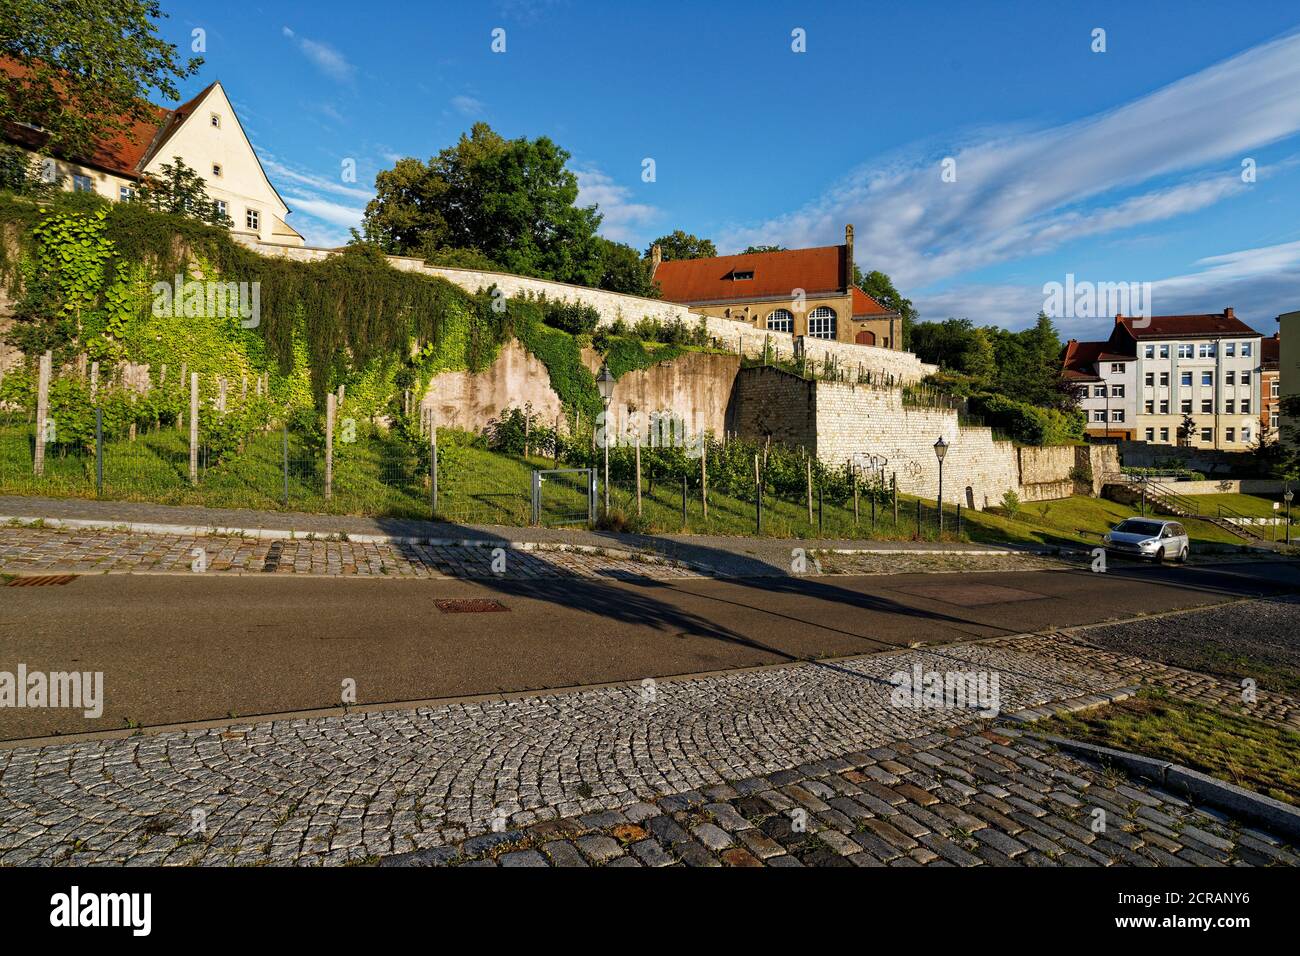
650 243 662 275
844 224 855 289
1224 307 1235 319
1115 314 1123 325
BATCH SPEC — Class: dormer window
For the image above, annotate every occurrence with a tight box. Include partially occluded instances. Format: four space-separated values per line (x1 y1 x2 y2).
212 163 223 178
210 113 221 128
729 270 754 281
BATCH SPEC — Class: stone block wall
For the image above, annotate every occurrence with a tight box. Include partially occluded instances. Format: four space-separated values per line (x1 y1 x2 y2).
727 366 818 453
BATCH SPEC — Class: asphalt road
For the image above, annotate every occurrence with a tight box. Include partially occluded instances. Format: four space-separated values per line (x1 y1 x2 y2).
1 560 1296 741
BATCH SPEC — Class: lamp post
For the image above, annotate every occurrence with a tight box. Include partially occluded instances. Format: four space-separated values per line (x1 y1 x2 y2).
596 363 615 516
1286 486 1294 546
933 436 949 534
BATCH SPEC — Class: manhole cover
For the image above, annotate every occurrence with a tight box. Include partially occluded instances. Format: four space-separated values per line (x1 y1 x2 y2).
435 599 509 613
892 583 1046 606
6 574 78 588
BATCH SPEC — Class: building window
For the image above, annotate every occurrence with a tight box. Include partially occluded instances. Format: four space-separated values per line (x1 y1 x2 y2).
211 113 221 128
1242 341 1253 357
1271 380 1279 397
1159 345 1170 359
1178 344 1194 358
72 174 93 192
1226 427 1235 443
1225 400 1235 414
1225 342 1236 357
1200 427 1213 442
1111 410 1124 423
1144 400 1155 414
1159 372 1169 386
1093 385 1105 398
1108 362 1123 373
1201 399 1213 413
1239 370 1249 385
1241 399 1251 414
765 309 793 333
1143 345 1155 359
1159 400 1169 414
1201 371 1213 387
1092 410 1106 423
1144 372 1154 387
1271 413 1279 429
1226 371 1235 386
118 185 136 201
1199 343 1216 358
1159 428 1169 442
246 208 260 231
1110 384 1124 398
212 163 223 178
1180 399 1192 414
729 270 754 281
215 199 227 218
807 306 836 339
1243 426 1251 444
1145 428 1155 441
1181 372 1192 387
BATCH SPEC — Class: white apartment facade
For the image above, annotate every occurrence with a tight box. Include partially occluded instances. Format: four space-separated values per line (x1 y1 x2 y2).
1066 311 1264 449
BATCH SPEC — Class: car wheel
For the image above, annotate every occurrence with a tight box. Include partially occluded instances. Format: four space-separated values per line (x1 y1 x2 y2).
1155 547 1166 563
1176 546 1188 564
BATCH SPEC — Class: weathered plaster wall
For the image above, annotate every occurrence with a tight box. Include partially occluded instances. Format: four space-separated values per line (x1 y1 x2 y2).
420 340 563 432
580 348 739 439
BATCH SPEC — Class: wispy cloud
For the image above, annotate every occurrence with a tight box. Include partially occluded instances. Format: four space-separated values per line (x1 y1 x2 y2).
450 95 484 117
721 29 1300 296
261 154 374 202
282 26 355 82
575 167 660 245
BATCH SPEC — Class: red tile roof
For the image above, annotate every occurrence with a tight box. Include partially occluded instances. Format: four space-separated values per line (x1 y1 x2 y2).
1060 340 1107 381
1112 311 1261 341
654 245 847 303
1262 332 1280 369
851 286 890 318
0 57 214 180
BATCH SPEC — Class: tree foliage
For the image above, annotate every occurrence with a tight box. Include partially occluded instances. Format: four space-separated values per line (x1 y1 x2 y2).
0 0 201 159
854 268 917 348
362 122 603 286
134 157 232 227
644 230 716 261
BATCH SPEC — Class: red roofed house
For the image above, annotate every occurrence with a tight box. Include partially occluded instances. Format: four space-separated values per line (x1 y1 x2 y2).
1 58 303 247
650 225 903 349
1062 309 1264 449
1261 331 1280 440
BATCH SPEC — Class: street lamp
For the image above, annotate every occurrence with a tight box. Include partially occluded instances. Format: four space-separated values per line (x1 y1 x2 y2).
933 436 949 534
596 363 615 516
1286 486 1294 546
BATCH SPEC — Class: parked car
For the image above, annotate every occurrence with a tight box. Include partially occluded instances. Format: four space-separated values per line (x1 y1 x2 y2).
1102 518 1189 562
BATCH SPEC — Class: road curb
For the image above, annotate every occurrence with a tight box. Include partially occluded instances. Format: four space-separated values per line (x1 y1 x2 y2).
1033 734 1300 843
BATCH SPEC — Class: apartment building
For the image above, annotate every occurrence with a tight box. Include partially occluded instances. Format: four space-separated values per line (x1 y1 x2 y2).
1261 332 1280 440
1063 310 1263 449
1061 340 1137 439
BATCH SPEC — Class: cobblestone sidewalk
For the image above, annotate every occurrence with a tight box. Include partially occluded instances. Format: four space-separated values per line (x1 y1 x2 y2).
0 526 1060 580
384 726 1298 867
0 640 1128 866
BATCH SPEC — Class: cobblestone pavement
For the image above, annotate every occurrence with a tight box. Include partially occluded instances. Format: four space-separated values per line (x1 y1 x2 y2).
0 527 698 580
384 726 1299 867
0 526 1058 580
0 640 1132 866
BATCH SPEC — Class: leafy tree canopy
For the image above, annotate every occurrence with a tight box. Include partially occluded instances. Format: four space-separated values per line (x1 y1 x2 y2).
854 267 918 348
645 230 717 261
595 237 659 298
739 244 786 254
0 0 201 159
362 122 604 287
910 312 1066 409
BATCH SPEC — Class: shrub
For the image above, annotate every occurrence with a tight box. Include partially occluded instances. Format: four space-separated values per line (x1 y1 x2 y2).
542 301 600 335
1001 489 1021 516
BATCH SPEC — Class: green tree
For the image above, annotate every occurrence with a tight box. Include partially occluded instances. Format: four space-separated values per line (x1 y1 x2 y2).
596 238 659 297
854 268 918 348
0 0 201 160
362 122 604 285
0 143 62 195
134 156 232 227
645 230 717 261
739 244 786 254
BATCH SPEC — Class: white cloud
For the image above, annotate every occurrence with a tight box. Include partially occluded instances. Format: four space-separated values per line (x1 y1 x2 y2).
451 95 484 117
575 167 659 245
720 29 1300 294
282 26 355 82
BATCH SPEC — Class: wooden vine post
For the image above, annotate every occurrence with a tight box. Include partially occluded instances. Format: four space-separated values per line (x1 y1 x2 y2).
189 373 199 486
33 350 51 477
325 393 336 501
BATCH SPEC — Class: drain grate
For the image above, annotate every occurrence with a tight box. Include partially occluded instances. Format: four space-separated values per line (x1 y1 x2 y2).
262 541 283 573
6 574 78 588
435 598 508 613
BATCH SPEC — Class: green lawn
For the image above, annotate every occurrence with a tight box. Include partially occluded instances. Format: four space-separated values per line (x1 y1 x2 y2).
0 423 1282 546
1043 690 1300 807
1173 492 1285 519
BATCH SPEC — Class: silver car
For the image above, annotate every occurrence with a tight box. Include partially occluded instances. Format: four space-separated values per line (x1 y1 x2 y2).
1103 518 1190 563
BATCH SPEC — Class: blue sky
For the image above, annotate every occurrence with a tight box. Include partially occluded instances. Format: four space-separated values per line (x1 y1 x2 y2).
159 0 1300 339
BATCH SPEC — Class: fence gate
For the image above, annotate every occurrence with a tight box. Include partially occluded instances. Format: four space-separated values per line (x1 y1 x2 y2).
531 468 596 526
